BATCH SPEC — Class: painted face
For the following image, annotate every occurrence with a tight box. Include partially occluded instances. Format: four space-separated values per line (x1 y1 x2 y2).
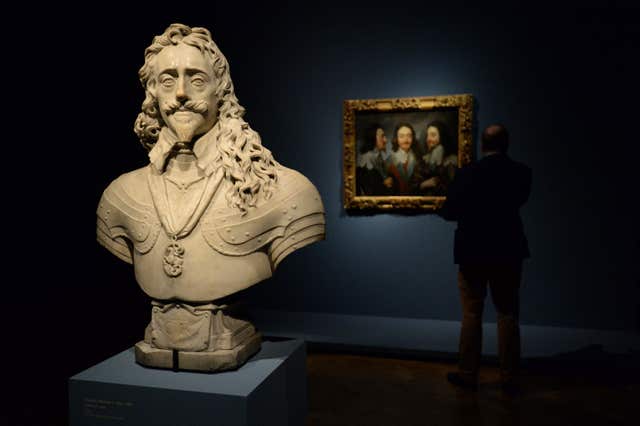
397 126 413 152
426 126 440 150
151 43 219 142
375 128 387 151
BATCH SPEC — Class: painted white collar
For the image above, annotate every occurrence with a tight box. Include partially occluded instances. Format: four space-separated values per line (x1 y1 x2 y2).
393 149 413 164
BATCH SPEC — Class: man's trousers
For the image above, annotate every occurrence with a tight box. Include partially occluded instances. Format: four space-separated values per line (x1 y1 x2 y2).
457 262 522 384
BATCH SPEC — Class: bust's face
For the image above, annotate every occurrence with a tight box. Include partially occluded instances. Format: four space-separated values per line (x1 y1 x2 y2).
151 43 219 142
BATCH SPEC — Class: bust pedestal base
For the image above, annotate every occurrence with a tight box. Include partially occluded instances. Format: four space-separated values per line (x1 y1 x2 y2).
135 300 262 372
69 339 307 426
135 332 262 372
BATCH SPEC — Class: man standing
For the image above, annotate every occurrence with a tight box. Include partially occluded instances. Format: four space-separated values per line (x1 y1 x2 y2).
438 124 531 394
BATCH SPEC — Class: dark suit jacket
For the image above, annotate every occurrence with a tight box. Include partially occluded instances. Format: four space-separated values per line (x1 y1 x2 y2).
439 153 531 264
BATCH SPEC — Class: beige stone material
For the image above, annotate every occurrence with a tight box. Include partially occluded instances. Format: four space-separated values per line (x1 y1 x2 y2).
96 23 325 372
134 333 262 372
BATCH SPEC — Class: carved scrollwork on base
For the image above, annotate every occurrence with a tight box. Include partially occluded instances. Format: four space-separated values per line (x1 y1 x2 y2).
343 94 474 212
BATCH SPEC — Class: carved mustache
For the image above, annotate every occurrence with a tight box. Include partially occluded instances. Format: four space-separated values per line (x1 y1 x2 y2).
161 99 209 115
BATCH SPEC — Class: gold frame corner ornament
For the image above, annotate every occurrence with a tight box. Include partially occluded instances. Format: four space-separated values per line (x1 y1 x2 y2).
343 94 474 211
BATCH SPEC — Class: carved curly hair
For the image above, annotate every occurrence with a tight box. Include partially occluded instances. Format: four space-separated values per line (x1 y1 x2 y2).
134 23 278 215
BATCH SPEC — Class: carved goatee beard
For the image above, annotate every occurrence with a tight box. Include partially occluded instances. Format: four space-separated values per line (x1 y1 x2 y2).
160 99 210 144
174 123 199 145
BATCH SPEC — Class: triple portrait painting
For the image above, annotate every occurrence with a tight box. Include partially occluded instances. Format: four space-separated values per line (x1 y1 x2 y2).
343 94 473 211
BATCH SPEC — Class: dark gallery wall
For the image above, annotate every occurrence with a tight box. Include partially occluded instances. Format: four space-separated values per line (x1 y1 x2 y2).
232 5 639 332
4 4 639 425
29 5 639 333
13 4 640 355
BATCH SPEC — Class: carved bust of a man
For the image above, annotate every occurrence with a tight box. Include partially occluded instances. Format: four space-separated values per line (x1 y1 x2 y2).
96 24 325 371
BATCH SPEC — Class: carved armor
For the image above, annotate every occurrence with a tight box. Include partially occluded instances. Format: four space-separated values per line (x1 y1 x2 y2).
97 165 325 302
98 163 324 371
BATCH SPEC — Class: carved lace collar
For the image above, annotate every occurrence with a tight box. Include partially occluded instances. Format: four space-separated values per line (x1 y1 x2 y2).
148 125 221 176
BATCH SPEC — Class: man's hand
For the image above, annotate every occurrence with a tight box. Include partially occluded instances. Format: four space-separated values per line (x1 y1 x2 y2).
383 177 394 188
420 177 439 190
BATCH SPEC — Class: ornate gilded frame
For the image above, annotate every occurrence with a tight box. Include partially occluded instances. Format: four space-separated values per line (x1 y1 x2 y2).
343 94 473 211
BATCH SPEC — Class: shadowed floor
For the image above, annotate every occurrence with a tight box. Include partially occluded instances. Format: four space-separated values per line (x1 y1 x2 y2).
305 349 640 426
5 337 638 425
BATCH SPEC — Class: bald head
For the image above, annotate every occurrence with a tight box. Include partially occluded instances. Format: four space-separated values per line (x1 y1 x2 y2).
481 124 509 154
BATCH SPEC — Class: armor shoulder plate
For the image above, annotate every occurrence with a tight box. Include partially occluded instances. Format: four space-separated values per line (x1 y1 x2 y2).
96 168 161 263
201 167 325 267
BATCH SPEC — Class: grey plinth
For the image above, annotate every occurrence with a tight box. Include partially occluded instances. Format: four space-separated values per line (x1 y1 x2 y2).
69 338 307 426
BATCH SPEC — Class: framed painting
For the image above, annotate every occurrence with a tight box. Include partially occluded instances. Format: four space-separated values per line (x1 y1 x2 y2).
343 94 473 211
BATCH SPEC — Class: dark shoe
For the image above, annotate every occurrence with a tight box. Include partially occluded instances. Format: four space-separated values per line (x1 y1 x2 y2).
447 372 478 391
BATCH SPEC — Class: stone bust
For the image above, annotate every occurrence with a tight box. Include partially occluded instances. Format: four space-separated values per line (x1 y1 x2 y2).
96 23 325 372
